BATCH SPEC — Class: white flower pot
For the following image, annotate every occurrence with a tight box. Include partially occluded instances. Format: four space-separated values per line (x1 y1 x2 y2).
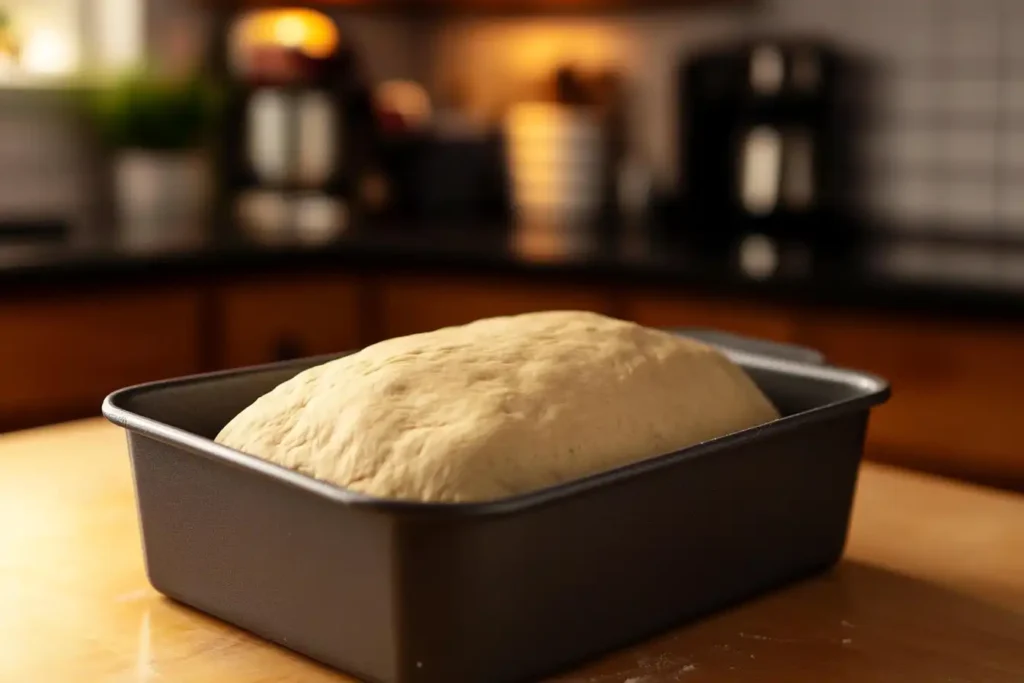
114 150 211 246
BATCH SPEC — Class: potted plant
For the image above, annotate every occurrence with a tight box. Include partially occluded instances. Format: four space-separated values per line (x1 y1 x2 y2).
91 72 220 240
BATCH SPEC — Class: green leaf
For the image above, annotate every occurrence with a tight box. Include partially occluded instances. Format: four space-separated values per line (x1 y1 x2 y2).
88 71 222 151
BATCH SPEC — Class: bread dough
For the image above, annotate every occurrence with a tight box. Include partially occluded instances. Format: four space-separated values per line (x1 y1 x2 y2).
215 311 779 503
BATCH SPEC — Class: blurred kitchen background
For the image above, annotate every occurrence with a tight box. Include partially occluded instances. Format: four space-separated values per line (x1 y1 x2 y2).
1 0 1023 492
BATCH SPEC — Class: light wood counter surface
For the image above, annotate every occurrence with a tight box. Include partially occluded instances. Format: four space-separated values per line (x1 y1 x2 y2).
2 419 1022 682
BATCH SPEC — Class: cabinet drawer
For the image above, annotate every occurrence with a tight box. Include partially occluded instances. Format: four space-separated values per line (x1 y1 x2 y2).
801 314 1024 489
376 275 614 340
625 293 798 343
218 276 362 369
0 290 202 428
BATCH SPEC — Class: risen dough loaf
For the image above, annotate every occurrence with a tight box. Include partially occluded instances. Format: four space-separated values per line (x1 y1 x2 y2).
215 311 779 503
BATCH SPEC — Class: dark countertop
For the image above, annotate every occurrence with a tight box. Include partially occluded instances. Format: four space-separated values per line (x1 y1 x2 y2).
5 218 1024 320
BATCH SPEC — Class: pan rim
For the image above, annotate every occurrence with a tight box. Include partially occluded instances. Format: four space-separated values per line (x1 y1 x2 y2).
102 346 890 518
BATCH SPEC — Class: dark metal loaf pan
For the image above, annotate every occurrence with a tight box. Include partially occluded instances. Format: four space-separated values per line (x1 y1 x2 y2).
102 331 890 683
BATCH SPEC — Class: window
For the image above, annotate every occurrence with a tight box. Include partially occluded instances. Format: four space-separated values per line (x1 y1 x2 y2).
0 0 144 83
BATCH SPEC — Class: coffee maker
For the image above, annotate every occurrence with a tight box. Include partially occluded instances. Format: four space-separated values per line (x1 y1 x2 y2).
678 38 862 238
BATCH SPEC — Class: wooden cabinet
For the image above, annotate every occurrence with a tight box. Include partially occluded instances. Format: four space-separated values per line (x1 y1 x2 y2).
0 290 202 430
4 266 1023 492
375 274 615 340
799 313 1024 490
217 275 363 369
625 293 799 343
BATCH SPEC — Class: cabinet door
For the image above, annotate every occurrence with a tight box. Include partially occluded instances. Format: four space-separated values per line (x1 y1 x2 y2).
0 289 202 429
625 293 798 342
800 313 1024 490
218 275 363 369
376 275 614 340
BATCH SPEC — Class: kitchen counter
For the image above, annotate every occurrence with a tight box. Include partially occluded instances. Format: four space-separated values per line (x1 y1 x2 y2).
5 220 1024 319
2 419 1022 682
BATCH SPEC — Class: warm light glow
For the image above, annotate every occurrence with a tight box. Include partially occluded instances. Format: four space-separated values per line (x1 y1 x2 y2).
376 80 433 129
20 28 75 75
504 26 621 79
235 8 340 60
431 20 625 126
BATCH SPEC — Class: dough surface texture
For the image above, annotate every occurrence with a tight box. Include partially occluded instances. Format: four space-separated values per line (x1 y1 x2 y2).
215 311 779 502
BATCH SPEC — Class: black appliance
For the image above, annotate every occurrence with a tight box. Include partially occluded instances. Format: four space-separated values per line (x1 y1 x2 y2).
206 9 380 239
679 38 862 237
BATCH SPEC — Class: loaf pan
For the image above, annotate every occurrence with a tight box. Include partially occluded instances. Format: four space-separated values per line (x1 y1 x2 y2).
102 331 889 683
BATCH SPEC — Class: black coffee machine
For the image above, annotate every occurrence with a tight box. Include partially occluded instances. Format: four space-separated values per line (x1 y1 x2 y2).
678 38 863 239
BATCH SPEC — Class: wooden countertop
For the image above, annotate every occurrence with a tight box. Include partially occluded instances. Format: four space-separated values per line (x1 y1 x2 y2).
2 420 1022 682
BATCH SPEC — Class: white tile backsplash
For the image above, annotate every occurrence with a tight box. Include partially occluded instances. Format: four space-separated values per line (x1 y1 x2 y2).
941 179 997 227
942 80 1001 116
997 183 1024 225
1000 131 1024 169
999 82 1024 114
892 176 942 225
943 129 998 168
947 16 999 63
892 128 939 167
885 78 941 118
0 97 94 222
